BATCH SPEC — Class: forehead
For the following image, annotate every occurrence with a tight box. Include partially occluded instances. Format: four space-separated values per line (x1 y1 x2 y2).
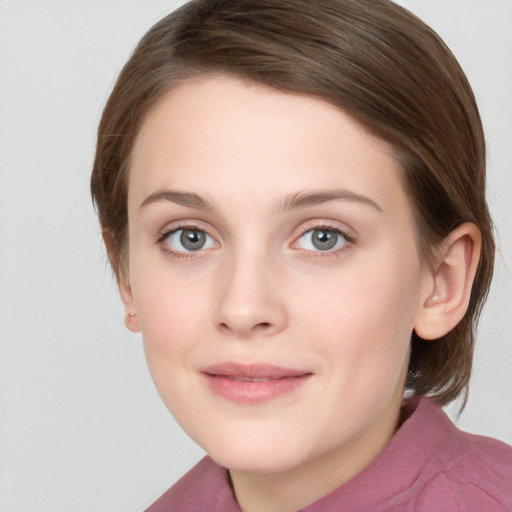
128 76 408 217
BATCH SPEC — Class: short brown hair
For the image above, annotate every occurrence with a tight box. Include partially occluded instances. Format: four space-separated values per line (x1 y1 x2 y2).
91 0 495 407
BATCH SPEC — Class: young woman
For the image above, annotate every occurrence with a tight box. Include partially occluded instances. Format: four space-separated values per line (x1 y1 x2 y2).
91 0 512 510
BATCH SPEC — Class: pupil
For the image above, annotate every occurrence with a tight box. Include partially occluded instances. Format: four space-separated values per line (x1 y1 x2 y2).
312 229 337 250
180 230 205 250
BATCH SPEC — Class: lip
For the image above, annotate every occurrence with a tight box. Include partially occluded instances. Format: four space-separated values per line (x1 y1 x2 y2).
201 362 313 404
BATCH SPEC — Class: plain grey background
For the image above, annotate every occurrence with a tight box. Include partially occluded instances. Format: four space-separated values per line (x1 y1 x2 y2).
0 1 511 511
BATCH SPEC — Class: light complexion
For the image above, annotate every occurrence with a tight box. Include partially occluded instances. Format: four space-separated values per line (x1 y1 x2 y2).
116 76 480 512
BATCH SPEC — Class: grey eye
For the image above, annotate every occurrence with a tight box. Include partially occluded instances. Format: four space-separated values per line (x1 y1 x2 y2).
313 229 338 250
165 229 217 252
180 229 206 250
297 228 347 252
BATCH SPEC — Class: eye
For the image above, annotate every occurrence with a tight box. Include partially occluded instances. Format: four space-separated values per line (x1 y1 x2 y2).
296 228 349 252
164 228 217 253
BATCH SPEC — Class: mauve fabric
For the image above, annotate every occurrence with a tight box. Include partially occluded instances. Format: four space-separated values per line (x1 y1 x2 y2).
145 397 512 511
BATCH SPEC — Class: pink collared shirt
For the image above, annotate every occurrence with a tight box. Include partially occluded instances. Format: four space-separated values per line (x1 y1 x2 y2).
145 397 512 511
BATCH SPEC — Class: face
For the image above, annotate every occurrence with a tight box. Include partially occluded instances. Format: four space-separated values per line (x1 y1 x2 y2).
124 76 432 482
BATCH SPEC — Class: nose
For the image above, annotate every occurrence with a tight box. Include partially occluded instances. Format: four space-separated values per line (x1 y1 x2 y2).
213 251 288 339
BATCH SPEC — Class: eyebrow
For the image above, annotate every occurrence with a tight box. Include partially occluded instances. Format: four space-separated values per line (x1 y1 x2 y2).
140 190 214 211
277 189 383 213
140 188 382 213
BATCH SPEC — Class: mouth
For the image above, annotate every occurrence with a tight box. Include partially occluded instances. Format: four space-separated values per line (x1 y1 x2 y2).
201 362 313 404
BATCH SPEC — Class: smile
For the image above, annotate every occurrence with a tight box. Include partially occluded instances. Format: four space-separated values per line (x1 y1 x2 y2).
201 363 313 404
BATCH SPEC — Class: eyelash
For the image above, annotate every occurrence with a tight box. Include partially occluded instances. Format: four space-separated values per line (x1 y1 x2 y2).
156 225 213 260
293 224 355 259
155 222 355 260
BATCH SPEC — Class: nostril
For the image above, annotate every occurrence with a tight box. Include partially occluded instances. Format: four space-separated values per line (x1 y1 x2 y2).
218 321 272 334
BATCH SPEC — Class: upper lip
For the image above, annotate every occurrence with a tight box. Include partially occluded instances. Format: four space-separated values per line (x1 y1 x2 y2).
201 362 311 380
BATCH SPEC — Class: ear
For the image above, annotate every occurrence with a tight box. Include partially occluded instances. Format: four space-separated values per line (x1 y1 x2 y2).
414 222 481 340
102 229 140 333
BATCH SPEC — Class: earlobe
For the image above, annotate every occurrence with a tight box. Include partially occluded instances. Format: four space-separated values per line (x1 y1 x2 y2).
119 277 141 333
102 229 141 333
414 222 481 340
124 309 140 333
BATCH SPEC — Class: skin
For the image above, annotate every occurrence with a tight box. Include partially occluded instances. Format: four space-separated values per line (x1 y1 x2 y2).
117 76 481 512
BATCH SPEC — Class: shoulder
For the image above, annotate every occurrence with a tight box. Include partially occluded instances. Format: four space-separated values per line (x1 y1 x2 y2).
416 415 512 512
144 456 241 512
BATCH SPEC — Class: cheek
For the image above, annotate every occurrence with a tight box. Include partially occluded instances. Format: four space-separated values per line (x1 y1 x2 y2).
131 272 209 421
295 248 423 376
130 263 209 372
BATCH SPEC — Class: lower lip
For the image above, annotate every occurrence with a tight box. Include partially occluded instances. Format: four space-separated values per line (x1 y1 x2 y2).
203 374 312 404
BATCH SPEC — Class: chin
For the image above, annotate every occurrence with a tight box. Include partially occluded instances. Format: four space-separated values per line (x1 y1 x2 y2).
200 431 309 474
213 451 302 475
